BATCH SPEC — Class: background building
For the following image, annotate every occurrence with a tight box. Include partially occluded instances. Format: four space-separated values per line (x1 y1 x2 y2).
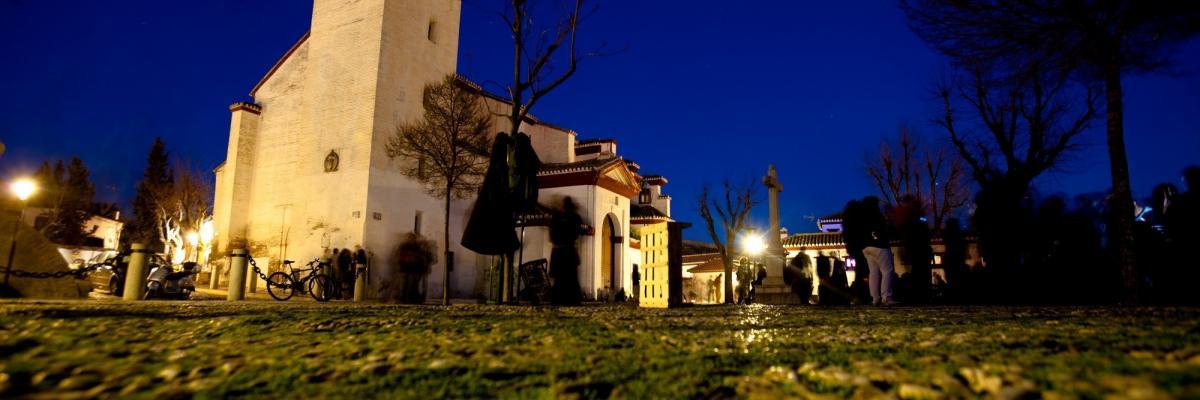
212 0 673 302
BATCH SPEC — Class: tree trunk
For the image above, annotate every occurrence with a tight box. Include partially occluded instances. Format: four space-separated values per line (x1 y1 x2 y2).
443 187 452 306
723 233 735 304
1104 64 1139 305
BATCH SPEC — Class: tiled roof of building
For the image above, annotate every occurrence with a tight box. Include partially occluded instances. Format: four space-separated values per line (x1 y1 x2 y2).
782 232 977 249
631 204 669 220
538 157 623 175
642 175 668 186
782 232 846 248
682 253 721 264
687 257 727 274
818 212 844 224
576 138 617 146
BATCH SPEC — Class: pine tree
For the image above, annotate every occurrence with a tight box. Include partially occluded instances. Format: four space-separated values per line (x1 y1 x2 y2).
43 157 95 245
123 138 173 251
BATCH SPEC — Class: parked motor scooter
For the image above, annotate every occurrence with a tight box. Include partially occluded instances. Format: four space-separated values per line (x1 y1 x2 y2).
144 262 198 300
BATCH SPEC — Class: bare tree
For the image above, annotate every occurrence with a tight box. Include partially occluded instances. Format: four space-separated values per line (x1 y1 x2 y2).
866 125 969 232
938 67 1098 198
153 161 211 264
387 75 491 305
901 0 1200 303
936 65 1098 273
500 0 606 138
697 180 759 304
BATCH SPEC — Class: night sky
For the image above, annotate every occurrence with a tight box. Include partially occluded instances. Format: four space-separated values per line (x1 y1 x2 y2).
2 0 1199 240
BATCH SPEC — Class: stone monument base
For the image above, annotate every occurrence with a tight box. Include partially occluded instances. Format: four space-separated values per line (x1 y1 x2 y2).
755 283 804 305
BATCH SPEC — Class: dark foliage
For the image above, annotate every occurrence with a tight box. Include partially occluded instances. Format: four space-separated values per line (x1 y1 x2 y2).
36 157 95 246
1141 166 1200 304
123 138 172 252
901 0 1200 303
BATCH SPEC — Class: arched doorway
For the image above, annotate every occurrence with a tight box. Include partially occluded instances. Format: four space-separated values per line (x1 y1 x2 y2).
599 215 618 299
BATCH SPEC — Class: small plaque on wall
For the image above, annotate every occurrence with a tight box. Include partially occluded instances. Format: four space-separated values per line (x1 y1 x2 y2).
352 211 361 219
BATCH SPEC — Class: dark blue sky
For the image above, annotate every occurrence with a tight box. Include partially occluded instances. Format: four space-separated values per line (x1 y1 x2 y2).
2 0 1198 240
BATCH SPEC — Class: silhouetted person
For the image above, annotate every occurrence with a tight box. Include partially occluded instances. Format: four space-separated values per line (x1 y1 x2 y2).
337 248 353 288
784 251 815 304
1165 167 1200 303
710 274 721 303
751 263 767 303
862 196 897 305
393 233 435 304
841 200 871 304
941 219 968 302
893 195 932 303
735 261 752 304
352 245 368 299
550 197 585 305
329 247 341 279
631 264 640 301
832 258 849 293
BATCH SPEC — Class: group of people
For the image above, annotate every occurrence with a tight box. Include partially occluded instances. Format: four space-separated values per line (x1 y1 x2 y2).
782 196 899 306
323 246 368 300
1139 166 1200 304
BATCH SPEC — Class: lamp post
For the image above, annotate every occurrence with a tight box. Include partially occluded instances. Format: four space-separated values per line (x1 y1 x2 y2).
4 179 37 295
738 232 766 303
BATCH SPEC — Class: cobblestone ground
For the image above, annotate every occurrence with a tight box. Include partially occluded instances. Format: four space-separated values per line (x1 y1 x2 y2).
0 301 1197 399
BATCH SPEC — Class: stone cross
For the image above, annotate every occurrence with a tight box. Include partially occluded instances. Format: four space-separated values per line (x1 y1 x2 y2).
761 165 787 293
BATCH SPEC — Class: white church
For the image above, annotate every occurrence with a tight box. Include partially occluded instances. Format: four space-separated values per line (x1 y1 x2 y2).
212 0 674 302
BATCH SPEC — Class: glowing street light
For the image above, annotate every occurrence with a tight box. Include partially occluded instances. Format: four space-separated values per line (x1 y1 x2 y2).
5 178 38 294
11 179 36 201
741 233 766 256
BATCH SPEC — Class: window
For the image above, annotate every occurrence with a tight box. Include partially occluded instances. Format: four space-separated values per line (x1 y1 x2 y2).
639 188 651 204
414 211 423 235
427 20 437 43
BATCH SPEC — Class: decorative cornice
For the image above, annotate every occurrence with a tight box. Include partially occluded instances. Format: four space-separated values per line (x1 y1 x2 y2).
229 102 262 114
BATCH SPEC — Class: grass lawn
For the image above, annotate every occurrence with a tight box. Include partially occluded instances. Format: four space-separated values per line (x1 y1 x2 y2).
0 301 1197 399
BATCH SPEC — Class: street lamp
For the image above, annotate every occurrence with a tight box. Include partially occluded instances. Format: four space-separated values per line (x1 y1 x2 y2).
185 231 200 262
736 232 767 304
741 233 766 256
4 178 38 295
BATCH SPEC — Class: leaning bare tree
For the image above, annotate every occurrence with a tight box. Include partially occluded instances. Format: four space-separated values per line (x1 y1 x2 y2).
866 124 969 233
387 75 491 306
159 162 211 264
937 65 1098 274
901 0 1200 303
501 0 605 138
697 180 759 304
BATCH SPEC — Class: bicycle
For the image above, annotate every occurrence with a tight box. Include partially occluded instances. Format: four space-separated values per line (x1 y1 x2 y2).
265 259 337 302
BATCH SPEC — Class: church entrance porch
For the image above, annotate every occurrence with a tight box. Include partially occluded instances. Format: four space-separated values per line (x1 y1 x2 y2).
599 214 619 300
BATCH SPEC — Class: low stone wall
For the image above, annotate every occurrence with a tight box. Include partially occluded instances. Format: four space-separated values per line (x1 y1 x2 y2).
0 213 87 298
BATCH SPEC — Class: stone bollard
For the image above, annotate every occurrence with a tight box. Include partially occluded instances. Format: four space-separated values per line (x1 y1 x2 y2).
227 249 248 301
122 244 149 301
353 266 366 302
247 262 258 294
208 263 221 290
